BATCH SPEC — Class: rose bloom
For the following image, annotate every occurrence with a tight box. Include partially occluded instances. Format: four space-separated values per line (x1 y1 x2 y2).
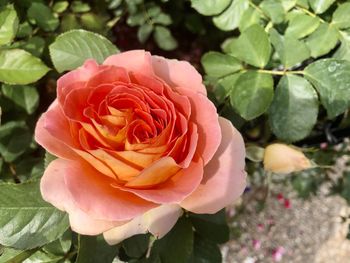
35 50 246 244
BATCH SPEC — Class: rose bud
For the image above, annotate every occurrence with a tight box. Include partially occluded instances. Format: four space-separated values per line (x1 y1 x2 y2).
263 143 312 174
35 50 246 244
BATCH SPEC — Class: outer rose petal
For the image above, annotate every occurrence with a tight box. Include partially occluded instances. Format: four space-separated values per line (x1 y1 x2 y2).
41 159 126 235
35 101 77 160
176 86 221 165
103 50 154 75
103 204 183 245
57 59 99 105
181 117 246 214
63 159 157 221
151 55 207 95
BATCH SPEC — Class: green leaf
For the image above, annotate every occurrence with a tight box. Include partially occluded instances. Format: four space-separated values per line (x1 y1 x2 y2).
76 235 118 263
230 71 274 120
285 13 320 39
332 2 350 29
269 75 318 142
49 29 118 72
245 145 265 162
70 1 91 13
23 250 63 263
43 230 72 255
0 247 37 263
190 0 231 16
296 0 308 8
281 0 296 11
260 0 285 24
152 217 193 263
20 36 46 57
53 1 69 13
269 28 310 68
27 2 59 32
306 23 338 58
0 5 18 46
153 13 172 26
214 73 242 103
187 235 222 263
0 49 50 85
305 59 350 118
226 24 272 68
17 22 33 38
0 121 32 162
201 52 242 78
212 0 249 31
137 24 153 43
1 85 39 114
0 180 69 249
333 36 350 61
122 234 149 259
309 0 335 14
153 26 177 51
189 209 229 244
238 7 261 32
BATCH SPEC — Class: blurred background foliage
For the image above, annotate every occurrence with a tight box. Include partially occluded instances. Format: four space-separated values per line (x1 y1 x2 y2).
0 0 350 262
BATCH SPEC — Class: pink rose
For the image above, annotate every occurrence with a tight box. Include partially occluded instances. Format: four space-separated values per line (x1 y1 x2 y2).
35 50 246 244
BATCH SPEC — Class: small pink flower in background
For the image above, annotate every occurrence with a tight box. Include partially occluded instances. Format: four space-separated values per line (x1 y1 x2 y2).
277 193 284 201
320 142 328 149
252 239 261 250
257 223 264 232
35 50 246 244
272 246 286 262
283 199 291 209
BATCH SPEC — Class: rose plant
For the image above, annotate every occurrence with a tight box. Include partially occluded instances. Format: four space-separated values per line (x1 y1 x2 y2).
35 50 246 244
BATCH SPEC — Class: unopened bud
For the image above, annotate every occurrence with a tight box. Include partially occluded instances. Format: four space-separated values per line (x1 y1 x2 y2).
263 143 312 174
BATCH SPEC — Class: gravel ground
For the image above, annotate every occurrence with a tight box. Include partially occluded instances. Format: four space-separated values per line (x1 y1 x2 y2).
223 147 350 263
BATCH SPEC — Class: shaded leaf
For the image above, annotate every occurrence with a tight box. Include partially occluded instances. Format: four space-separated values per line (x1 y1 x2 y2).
190 0 231 16
201 51 242 77
269 75 318 142
305 59 350 118
306 23 338 58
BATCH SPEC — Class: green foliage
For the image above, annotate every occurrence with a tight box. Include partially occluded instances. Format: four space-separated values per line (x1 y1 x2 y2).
49 29 118 72
0 5 18 45
0 180 69 250
269 75 318 142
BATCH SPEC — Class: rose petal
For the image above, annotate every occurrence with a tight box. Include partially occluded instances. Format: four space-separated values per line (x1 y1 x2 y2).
103 204 183 245
63 159 157 221
35 101 77 160
41 159 126 235
115 157 203 204
151 55 207 95
57 59 99 105
181 117 246 214
104 50 154 75
176 87 221 165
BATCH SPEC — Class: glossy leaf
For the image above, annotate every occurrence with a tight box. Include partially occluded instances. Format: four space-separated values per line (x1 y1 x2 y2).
309 0 335 14
1 85 39 114
305 59 350 118
153 26 177 51
137 24 153 43
306 23 338 58
230 71 274 120
188 235 222 263
285 13 319 39
190 0 231 16
260 0 285 24
0 248 36 262
226 24 271 68
27 2 59 32
76 235 118 263
201 51 242 77
189 209 229 244
269 28 310 68
0 49 49 84
152 217 193 263
238 7 261 32
0 180 69 249
0 4 18 45
332 3 350 29
122 234 149 259
212 0 249 31
269 75 318 142
49 29 118 72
